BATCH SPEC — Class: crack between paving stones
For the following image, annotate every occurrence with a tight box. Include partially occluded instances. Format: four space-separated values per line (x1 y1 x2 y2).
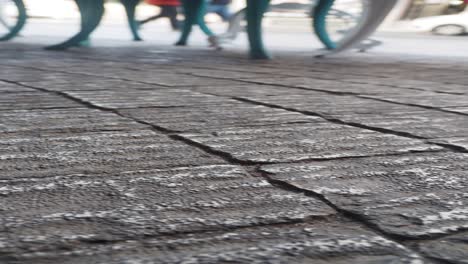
5 71 465 262
189 94 467 154
357 95 468 117
186 73 468 111
0 217 334 261
4 62 463 97
0 106 84 112
8 51 468 88
8 79 440 165
181 61 468 88
253 169 455 264
185 67 464 96
5 57 463 95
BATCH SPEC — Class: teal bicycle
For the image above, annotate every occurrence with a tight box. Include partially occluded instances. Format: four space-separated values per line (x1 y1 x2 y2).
216 0 388 53
1 0 397 58
0 0 26 41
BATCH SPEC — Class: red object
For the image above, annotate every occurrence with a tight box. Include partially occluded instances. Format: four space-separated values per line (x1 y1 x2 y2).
145 0 180 6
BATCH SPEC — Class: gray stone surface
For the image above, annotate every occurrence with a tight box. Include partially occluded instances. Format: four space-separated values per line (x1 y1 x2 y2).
1 42 468 263
234 76 419 95
21 77 154 92
1 221 425 264
361 93 468 108
181 123 441 163
120 101 322 132
417 231 468 264
66 89 228 109
196 86 468 148
261 152 468 238
0 81 35 92
194 85 429 117
0 165 359 263
430 137 468 151
444 106 468 114
0 92 82 110
1 130 223 179
0 108 146 134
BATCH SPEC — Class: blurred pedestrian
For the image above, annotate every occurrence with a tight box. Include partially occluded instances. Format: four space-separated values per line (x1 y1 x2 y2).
175 0 220 49
207 0 232 22
138 0 181 30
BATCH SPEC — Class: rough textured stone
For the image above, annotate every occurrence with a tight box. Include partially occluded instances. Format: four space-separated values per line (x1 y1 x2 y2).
0 130 223 179
0 165 350 263
444 106 468 114
0 81 35 92
236 76 418 95
66 89 228 109
335 110 468 140
21 78 153 92
430 137 468 151
194 86 428 117
180 123 441 163
417 231 468 264
0 92 82 110
1 221 425 264
361 93 468 108
210 88 468 142
261 152 468 238
121 101 322 132
2 41 468 263
0 108 146 134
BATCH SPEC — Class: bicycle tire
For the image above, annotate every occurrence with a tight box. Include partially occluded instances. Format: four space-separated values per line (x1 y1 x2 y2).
0 0 27 41
220 1 367 49
314 0 371 50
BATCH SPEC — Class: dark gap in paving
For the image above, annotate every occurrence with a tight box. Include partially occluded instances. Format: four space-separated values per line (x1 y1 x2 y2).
188 73 468 111
358 95 468 117
8 69 447 249
4 55 464 263
186 89 467 154
184 65 465 96
253 168 464 264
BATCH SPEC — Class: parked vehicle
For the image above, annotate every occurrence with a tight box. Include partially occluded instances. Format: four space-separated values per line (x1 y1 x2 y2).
412 9 468 36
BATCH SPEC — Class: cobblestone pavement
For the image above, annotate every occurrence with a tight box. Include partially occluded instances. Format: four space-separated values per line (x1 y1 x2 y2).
1 42 468 264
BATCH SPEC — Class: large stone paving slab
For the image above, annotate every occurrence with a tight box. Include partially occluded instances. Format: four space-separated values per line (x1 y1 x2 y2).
126 73 246 87
361 93 468 109
0 92 82 111
430 137 468 151
235 76 420 96
334 109 468 140
20 77 154 92
1 221 425 264
0 130 223 179
203 87 468 147
444 106 468 115
417 231 468 264
66 89 228 109
316 75 468 95
120 101 322 132
0 81 35 93
0 165 360 263
0 108 147 134
260 152 468 238
180 123 441 163
194 86 429 117
0 66 75 83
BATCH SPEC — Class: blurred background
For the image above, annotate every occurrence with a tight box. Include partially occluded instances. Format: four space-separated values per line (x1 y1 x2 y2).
2 0 468 57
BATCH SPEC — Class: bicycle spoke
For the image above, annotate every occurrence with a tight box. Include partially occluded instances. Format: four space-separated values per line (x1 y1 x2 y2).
0 15 11 30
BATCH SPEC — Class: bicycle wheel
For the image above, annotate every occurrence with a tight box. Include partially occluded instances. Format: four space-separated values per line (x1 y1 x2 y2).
314 0 367 49
314 0 397 52
0 0 26 41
